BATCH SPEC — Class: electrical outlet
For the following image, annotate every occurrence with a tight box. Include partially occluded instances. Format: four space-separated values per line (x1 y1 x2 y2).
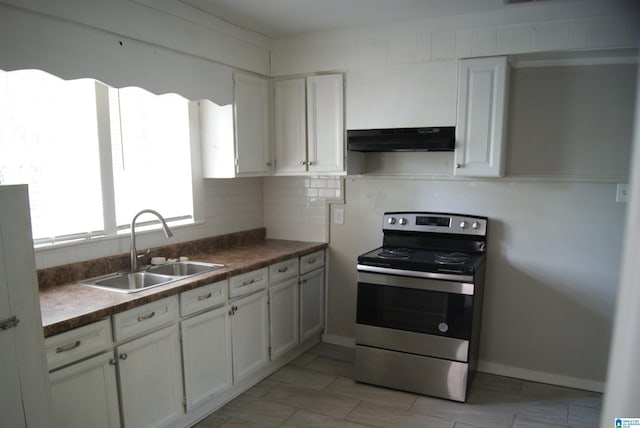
616 184 629 203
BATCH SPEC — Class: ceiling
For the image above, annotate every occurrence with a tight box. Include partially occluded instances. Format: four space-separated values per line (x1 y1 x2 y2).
178 0 558 38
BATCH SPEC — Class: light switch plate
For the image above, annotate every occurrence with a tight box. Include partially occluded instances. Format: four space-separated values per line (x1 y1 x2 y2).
616 184 629 203
334 207 344 224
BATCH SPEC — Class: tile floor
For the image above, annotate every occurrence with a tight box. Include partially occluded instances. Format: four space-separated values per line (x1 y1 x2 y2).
193 343 602 428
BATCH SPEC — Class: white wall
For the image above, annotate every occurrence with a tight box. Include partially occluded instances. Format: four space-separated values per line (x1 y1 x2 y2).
329 177 625 390
270 0 639 76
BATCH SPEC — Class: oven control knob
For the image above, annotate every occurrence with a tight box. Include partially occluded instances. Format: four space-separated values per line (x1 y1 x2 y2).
387 217 397 225
472 221 480 230
398 218 408 225
438 322 449 333
459 221 468 229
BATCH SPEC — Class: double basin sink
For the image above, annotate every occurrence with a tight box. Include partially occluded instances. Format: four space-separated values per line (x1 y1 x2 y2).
80 261 225 293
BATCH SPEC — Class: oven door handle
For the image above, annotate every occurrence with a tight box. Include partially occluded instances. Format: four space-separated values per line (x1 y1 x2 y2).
357 265 474 295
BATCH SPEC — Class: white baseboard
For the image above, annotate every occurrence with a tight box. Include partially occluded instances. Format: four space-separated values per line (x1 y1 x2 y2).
318 335 605 393
478 360 605 393
321 333 355 348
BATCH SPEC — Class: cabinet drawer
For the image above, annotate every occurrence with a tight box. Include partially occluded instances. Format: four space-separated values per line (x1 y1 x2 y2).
180 280 228 317
113 296 178 342
45 318 112 370
269 258 299 284
229 267 268 299
300 250 325 274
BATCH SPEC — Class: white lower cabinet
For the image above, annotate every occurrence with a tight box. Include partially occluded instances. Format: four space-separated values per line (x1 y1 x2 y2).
300 267 325 342
230 290 269 383
269 277 299 360
49 351 120 428
116 324 184 428
181 305 232 411
46 250 326 428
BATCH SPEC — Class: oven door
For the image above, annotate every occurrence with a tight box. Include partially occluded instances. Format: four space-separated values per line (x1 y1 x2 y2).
356 269 475 362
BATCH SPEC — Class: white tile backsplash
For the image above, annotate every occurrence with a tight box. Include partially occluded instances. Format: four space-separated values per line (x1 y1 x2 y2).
264 176 344 243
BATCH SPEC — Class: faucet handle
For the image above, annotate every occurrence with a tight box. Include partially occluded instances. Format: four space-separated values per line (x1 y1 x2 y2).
137 249 151 264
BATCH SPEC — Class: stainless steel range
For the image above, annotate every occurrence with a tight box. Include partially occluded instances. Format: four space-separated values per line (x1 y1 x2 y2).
355 211 488 402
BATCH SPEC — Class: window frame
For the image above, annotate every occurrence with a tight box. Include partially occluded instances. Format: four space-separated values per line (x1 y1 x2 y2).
12 76 203 248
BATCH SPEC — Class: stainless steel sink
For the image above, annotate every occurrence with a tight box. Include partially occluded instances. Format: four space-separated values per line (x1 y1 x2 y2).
80 261 225 293
147 261 224 276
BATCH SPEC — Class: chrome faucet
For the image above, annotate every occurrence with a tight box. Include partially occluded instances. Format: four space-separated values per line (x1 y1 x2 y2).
130 209 173 272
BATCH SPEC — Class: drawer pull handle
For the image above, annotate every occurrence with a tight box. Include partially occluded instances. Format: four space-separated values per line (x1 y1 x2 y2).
307 258 316 264
197 292 212 301
137 311 156 322
278 267 288 273
241 278 256 286
56 340 81 353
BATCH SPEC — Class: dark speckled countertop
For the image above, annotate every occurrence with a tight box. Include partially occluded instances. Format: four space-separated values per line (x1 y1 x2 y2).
39 236 327 337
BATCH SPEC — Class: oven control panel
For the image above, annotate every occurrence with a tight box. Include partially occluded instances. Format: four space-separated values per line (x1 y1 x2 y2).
383 212 487 236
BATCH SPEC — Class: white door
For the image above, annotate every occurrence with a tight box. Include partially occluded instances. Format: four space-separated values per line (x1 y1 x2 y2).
455 56 509 177
181 305 233 411
274 78 307 174
117 324 184 428
269 278 299 360
231 290 269 383
0 185 53 427
234 72 271 175
49 352 120 428
300 268 325 343
307 74 344 174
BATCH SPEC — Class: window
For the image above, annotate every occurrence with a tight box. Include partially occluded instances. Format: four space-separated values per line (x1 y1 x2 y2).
0 69 195 245
109 86 194 229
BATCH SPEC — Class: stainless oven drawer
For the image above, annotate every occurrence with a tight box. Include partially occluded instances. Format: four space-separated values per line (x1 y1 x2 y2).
355 323 469 362
355 345 470 402
357 268 474 295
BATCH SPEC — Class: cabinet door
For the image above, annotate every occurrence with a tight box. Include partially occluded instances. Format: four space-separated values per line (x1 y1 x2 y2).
274 78 307 174
307 74 344 174
49 352 120 428
455 56 509 177
231 290 269 383
181 305 232 411
300 268 325 343
234 72 271 175
269 278 299 360
0 185 52 428
117 324 184 428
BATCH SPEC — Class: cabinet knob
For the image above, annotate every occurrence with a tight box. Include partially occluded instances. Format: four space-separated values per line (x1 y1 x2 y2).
109 358 118 366
308 161 313 166
456 163 462 169
119 354 128 360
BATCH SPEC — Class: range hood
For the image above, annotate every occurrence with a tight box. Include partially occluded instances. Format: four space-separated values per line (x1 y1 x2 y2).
347 127 455 152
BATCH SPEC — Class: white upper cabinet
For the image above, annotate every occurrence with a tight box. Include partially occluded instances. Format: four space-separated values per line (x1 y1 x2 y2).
274 78 307 174
201 72 271 178
274 73 344 175
346 61 457 129
454 56 509 177
234 72 272 175
307 74 344 173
